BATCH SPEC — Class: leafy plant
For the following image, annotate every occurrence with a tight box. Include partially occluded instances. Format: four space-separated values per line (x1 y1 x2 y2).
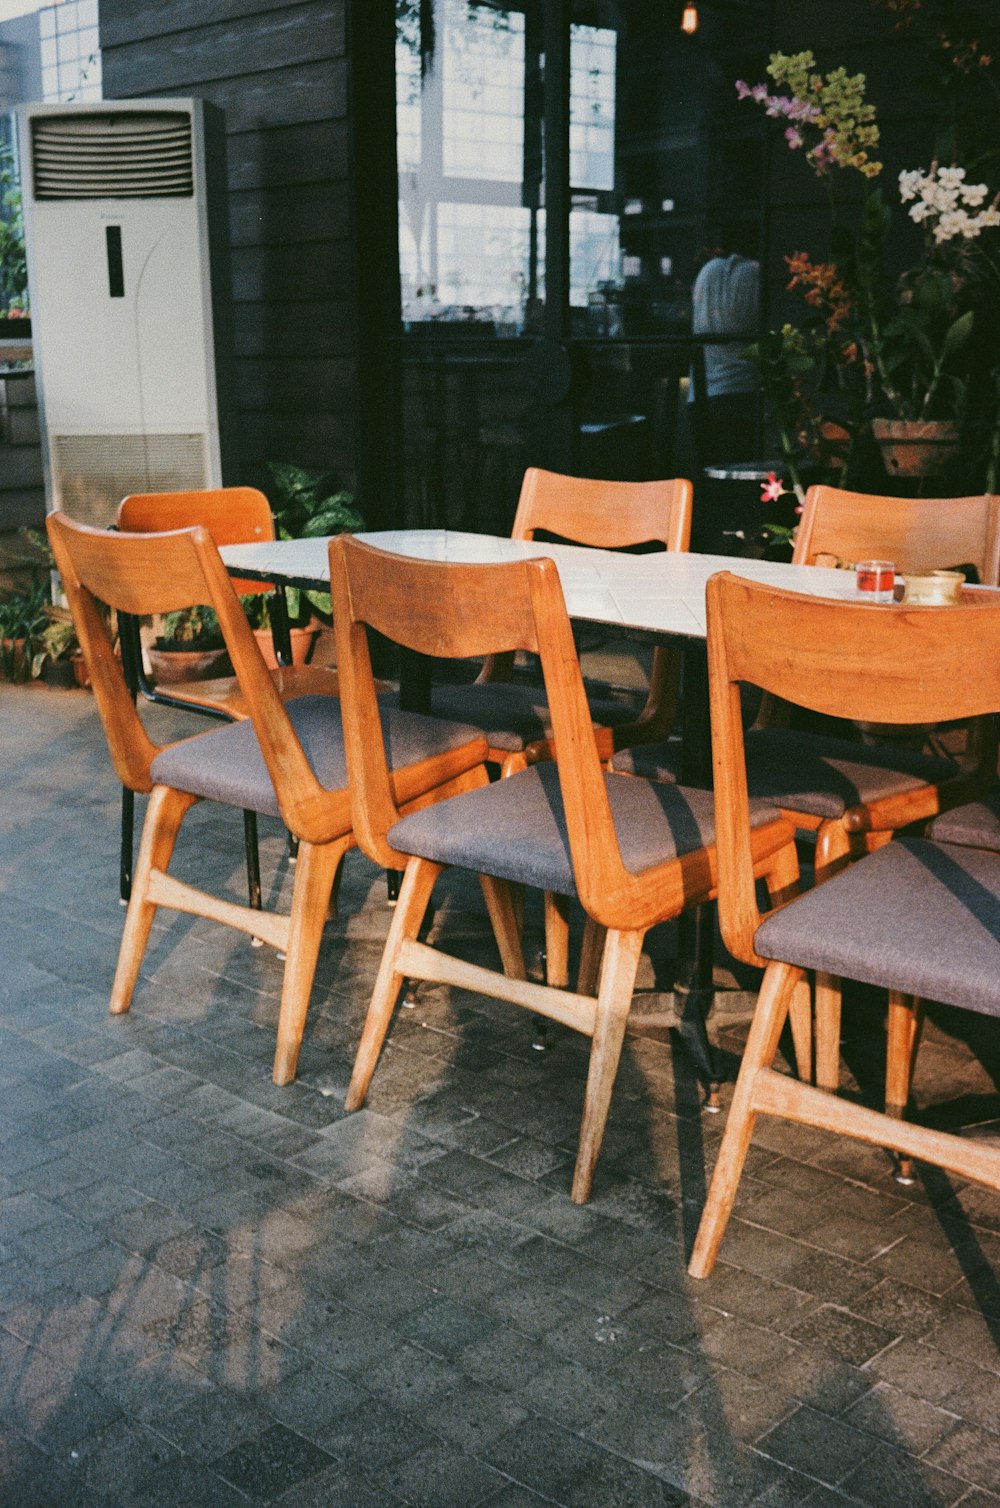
266 463 363 540
36 609 78 676
0 574 49 680
263 462 365 626
0 145 28 317
156 604 223 650
737 48 1000 489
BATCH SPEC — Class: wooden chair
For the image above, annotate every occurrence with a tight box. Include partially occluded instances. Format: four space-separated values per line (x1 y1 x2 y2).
612 484 1000 1085
328 534 798 1203
115 486 344 907
434 467 693 991
689 572 1000 1279
47 511 489 1087
794 484 1000 581
430 467 693 766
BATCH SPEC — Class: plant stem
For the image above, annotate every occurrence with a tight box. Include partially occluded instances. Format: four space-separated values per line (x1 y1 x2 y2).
773 421 807 505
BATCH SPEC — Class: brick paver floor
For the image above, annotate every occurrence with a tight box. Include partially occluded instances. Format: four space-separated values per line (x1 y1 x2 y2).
3 683 1000 1506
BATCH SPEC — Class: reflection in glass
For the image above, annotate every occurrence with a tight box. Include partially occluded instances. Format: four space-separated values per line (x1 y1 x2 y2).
397 0 541 329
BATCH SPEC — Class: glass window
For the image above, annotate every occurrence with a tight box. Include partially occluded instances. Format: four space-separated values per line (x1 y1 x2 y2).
570 24 616 192
396 0 542 328
39 0 103 102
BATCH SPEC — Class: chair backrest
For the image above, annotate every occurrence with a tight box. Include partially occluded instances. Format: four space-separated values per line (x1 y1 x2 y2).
794 485 1000 585
511 467 692 553
330 533 680 930
117 487 276 598
707 569 1000 966
47 511 342 841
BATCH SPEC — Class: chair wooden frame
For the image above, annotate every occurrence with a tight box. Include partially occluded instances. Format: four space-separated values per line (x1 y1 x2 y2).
689 571 1000 1278
774 484 1000 1086
47 511 488 1088
329 535 797 1203
115 487 344 907
481 468 693 991
474 467 693 766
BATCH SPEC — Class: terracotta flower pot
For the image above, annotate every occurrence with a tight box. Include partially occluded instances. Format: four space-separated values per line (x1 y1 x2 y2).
147 645 231 685
871 418 960 478
252 625 317 670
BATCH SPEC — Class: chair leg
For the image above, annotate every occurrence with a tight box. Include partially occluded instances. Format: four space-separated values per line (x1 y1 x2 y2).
479 875 527 980
812 822 854 1091
243 810 262 911
886 991 926 1183
763 837 810 1077
571 928 645 1205
272 837 349 1086
688 960 802 1279
120 785 134 904
787 976 813 1083
577 916 607 996
814 973 841 1091
543 891 570 989
110 785 197 1015
344 856 442 1112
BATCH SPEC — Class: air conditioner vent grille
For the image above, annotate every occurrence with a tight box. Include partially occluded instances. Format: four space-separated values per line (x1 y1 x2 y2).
52 433 209 528
31 112 194 200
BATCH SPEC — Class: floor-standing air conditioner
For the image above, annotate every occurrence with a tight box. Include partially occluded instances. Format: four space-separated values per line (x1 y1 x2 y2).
18 98 232 525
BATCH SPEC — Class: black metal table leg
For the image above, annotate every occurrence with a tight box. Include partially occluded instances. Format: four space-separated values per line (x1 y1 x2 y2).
675 640 721 1106
120 786 134 904
399 646 432 713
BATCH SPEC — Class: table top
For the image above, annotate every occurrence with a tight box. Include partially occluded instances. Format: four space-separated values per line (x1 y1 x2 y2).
221 529 861 642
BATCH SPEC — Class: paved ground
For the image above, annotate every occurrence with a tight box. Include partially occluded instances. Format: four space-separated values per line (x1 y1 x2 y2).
4 682 1000 1506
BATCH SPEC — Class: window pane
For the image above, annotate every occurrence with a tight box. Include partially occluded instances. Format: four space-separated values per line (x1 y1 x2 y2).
396 0 542 325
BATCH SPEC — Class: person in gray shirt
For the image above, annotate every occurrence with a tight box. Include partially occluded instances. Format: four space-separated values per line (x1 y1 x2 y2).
690 250 761 466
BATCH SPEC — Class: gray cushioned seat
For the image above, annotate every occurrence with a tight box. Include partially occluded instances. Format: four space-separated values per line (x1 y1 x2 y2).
389 759 780 896
926 792 1000 852
755 838 1000 1017
430 680 643 753
150 695 484 820
611 729 958 820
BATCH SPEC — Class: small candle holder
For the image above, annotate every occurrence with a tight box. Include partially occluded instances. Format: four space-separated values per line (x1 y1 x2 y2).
900 569 965 605
855 560 896 603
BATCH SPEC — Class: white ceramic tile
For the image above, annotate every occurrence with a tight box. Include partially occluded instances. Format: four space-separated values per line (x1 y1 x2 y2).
219 530 864 640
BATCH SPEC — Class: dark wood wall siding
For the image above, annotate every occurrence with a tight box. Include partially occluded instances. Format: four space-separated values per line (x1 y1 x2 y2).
99 0 356 494
94 0 990 517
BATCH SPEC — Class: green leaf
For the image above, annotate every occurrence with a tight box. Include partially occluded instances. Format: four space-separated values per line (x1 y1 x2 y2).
942 310 974 360
305 589 332 623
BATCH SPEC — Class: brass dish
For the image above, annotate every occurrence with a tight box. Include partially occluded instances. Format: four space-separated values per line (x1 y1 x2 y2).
900 570 965 605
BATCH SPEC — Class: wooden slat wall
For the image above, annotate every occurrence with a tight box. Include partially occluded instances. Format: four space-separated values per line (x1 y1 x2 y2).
99 0 356 494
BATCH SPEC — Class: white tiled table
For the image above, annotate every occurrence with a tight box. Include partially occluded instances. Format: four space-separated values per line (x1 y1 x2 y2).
221 529 858 643
220 531 859 1088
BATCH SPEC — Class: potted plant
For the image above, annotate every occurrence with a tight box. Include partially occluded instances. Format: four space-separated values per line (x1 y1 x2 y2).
737 49 1000 494
37 609 81 687
246 462 364 666
0 574 48 681
147 603 230 684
